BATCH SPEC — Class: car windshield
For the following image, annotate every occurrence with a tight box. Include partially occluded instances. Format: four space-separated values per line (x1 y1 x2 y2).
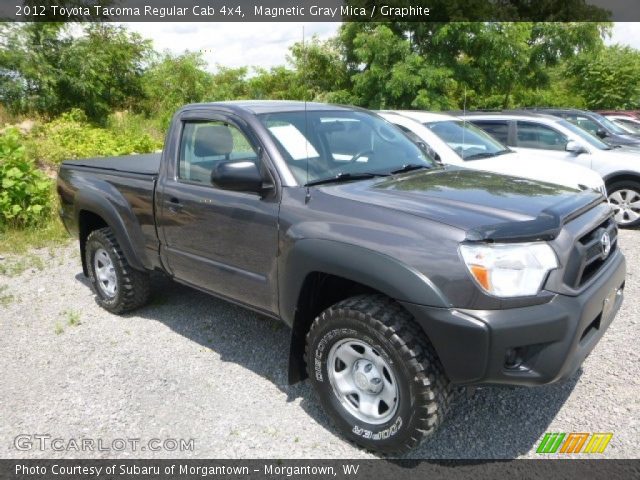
424 120 510 160
614 118 640 134
258 110 436 185
592 112 628 134
557 119 612 150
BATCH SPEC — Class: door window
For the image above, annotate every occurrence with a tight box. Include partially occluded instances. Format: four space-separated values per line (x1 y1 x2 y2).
179 121 258 184
470 120 510 144
515 121 567 150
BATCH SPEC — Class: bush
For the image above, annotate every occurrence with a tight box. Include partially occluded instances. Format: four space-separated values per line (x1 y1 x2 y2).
28 109 162 165
0 128 52 228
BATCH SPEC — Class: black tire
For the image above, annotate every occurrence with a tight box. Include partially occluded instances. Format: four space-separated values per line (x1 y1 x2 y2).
85 227 150 314
305 294 453 454
607 180 640 228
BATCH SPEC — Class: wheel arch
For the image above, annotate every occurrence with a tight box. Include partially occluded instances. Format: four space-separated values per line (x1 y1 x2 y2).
75 189 149 276
603 171 640 188
281 239 450 384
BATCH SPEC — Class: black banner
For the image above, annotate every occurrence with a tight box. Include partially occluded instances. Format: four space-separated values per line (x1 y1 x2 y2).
1 459 640 480
1 0 639 22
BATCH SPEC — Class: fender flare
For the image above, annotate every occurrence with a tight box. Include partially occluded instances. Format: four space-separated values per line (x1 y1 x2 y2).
74 188 150 273
280 238 450 383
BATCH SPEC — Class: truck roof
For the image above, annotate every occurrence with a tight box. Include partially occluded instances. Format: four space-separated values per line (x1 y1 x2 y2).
181 100 354 115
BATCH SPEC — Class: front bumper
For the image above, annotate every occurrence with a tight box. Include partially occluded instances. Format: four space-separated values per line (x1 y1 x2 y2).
401 250 626 386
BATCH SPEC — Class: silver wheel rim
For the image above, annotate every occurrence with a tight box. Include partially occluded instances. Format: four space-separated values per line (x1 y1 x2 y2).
327 338 399 425
93 248 117 298
608 189 640 225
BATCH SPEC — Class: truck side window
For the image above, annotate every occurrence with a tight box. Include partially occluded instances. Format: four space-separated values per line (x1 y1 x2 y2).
179 121 258 184
471 120 509 144
515 121 567 150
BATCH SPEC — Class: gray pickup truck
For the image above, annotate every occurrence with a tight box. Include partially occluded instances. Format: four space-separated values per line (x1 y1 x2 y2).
57 101 626 453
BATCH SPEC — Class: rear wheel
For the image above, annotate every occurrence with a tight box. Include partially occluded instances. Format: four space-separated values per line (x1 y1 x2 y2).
607 180 640 228
85 227 150 314
305 294 453 454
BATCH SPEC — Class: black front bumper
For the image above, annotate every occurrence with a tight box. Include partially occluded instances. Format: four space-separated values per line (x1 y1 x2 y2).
401 250 626 386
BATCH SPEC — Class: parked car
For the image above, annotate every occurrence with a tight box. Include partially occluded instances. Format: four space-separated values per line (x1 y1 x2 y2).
524 108 640 147
464 111 640 227
57 101 625 453
597 110 640 120
378 110 606 195
604 114 640 134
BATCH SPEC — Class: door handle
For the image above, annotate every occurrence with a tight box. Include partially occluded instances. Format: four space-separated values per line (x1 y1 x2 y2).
167 197 183 213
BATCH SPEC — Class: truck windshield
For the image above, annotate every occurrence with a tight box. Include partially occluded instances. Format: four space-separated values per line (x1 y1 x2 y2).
258 110 435 185
424 120 511 160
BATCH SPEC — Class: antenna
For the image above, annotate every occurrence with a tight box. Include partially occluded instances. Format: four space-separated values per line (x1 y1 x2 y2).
303 25 311 202
462 86 467 159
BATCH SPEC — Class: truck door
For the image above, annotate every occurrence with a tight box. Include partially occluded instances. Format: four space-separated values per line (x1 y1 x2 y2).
157 113 279 315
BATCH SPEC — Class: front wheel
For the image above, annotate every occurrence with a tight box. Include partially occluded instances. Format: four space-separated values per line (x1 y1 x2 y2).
607 180 640 228
305 295 453 454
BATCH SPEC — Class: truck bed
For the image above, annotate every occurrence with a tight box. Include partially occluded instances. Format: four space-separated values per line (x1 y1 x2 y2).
62 153 161 176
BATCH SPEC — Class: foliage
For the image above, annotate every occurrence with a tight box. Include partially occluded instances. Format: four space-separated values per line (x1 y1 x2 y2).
0 23 151 124
338 21 610 109
0 128 52 228
568 45 640 109
288 36 351 100
141 52 214 129
28 109 161 165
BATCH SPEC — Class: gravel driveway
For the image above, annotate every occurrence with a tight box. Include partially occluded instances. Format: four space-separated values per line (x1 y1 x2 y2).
1 231 638 459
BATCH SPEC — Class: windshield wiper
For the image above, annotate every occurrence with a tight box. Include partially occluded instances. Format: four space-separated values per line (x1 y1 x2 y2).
493 149 513 156
389 163 431 175
463 152 497 160
305 172 388 187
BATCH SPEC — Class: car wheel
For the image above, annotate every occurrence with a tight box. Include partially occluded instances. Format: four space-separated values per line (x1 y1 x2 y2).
85 227 150 314
607 181 640 228
305 294 453 454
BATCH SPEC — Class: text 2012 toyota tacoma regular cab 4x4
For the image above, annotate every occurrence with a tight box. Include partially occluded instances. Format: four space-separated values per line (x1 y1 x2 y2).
57 101 626 453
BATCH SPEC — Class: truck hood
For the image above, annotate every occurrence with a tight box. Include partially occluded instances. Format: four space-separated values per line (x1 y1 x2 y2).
322 167 605 242
471 151 604 191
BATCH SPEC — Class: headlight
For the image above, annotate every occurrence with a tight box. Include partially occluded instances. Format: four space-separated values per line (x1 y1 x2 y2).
459 242 558 298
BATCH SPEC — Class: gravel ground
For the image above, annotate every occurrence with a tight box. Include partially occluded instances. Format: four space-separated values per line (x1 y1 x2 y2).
0 231 638 459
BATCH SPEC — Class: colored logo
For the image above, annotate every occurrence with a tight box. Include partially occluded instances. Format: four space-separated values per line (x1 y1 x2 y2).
536 432 613 454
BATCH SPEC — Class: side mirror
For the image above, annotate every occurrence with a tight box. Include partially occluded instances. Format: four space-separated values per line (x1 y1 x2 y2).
565 140 587 155
211 161 266 193
596 128 608 138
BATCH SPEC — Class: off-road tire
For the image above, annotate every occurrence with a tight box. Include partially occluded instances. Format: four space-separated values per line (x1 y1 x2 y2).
305 294 453 454
85 227 150 314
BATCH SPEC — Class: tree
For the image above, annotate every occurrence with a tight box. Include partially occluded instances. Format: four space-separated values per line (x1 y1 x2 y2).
337 21 609 109
141 51 213 127
0 23 151 123
288 36 351 101
568 46 640 109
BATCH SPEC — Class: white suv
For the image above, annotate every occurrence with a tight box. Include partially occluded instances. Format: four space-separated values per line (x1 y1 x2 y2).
463 111 640 227
378 110 606 196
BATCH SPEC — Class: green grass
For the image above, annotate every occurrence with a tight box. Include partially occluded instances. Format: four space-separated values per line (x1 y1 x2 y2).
0 253 46 277
0 218 70 255
54 322 64 335
0 285 14 306
65 310 81 327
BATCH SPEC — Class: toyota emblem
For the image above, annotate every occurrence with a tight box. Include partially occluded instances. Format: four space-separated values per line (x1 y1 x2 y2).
601 231 611 258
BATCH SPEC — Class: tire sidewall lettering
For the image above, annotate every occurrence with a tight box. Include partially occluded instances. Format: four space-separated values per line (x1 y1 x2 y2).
312 323 409 442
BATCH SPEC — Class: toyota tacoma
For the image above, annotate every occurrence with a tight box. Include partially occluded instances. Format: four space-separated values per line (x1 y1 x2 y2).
57 101 626 453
